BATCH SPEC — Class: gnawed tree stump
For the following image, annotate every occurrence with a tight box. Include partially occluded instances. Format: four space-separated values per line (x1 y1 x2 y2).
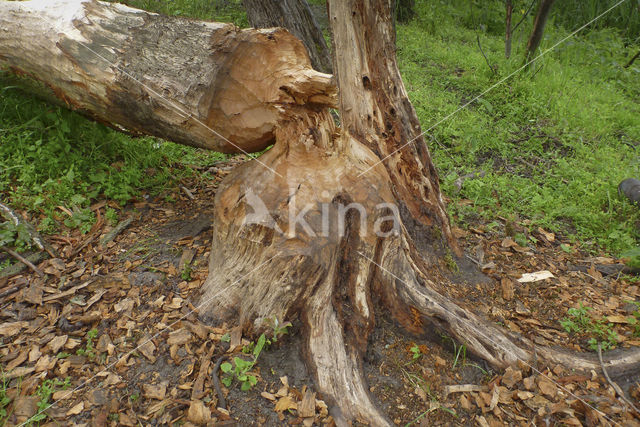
2 0 640 425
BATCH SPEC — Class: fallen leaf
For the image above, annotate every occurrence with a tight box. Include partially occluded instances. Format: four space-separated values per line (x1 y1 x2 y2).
143 383 167 400
0 321 29 336
66 401 84 415
187 399 211 424
501 367 522 388
537 378 557 398
47 335 68 354
298 389 316 418
518 270 554 283
167 328 192 346
275 395 297 412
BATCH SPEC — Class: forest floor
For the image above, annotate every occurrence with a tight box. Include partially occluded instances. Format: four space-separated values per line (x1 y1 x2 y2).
1 158 640 427
1 1 640 426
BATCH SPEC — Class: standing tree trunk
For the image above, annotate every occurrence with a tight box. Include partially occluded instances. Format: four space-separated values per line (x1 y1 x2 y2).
242 0 332 73
394 0 416 23
505 0 513 58
3 0 640 425
524 0 556 67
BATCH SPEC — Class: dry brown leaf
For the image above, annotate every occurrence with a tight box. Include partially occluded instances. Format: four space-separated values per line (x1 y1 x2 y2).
6 350 28 372
261 391 276 401
187 399 211 424
47 335 68 354
143 382 167 400
460 394 472 410
167 328 192 346
501 278 514 301
298 389 316 418
523 375 536 390
476 415 490 427
501 367 522 388
537 378 557 398
23 281 43 305
13 396 39 422
66 401 84 415
275 395 297 412
514 390 534 400
138 335 157 362
0 321 29 336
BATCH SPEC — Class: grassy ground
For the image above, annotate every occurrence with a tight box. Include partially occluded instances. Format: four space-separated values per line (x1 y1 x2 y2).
397 0 640 254
1 0 639 259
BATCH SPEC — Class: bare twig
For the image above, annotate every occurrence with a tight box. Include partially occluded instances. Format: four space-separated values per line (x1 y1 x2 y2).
477 35 497 75
0 280 30 299
598 344 640 415
624 49 640 68
512 0 537 33
100 217 133 246
180 185 195 200
0 201 58 257
1 247 44 277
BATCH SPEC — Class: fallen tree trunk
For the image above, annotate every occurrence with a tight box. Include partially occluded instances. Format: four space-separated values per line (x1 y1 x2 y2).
3 0 640 425
0 0 336 153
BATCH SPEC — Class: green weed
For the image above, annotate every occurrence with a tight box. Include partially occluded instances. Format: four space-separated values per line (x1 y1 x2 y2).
26 377 71 425
560 303 619 351
0 374 10 424
76 328 99 359
221 318 291 391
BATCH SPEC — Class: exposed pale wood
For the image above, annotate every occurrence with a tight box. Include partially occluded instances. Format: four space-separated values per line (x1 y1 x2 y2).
0 0 336 153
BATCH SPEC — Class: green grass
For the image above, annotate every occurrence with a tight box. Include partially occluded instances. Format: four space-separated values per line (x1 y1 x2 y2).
0 79 225 239
1 0 639 257
397 0 640 254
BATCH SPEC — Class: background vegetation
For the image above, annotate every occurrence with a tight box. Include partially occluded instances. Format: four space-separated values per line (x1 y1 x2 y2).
1 0 639 264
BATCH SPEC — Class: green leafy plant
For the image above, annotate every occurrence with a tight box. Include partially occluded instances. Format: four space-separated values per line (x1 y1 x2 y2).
220 318 292 391
76 328 99 358
409 344 422 360
181 264 192 281
452 343 467 369
626 301 640 337
105 207 119 226
221 333 266 391
27 377 71 424
0 374 10 424
0 221 34 252
560 303 619 351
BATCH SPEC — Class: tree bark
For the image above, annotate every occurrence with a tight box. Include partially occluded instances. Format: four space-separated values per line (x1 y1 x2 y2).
394 0 415 24
3 1 640 425
0 0 335 153
524 0 556 67
505 0 513 59
242 0 332 73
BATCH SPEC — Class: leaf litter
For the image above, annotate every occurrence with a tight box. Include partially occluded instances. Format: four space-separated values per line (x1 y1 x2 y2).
0 162 639 425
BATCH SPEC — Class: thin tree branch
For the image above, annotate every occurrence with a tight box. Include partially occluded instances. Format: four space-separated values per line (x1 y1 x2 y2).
513 0 537 33
1 247 44 277
624 49 640 68
598 344 640 416
477 35 497 75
